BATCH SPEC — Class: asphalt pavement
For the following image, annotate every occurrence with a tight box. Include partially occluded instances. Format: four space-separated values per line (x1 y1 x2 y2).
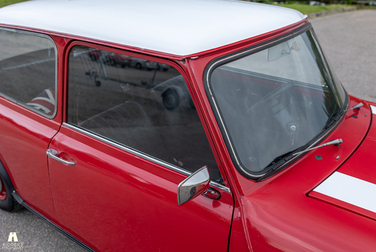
0 9 375 252
311 10 376 102
0 209 86 252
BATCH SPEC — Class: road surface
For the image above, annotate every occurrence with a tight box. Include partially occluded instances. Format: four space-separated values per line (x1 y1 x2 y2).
0 9 375 252
311 10 376 102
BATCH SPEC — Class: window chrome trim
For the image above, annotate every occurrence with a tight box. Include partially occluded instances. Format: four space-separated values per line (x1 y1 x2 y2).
63 123 231 194
204 24 347 180
205 27 308 179
210 181 231 193
0 27 58 119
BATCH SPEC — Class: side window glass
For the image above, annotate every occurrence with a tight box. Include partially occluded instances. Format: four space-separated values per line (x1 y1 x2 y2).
67 46 223 183
0 28 56 117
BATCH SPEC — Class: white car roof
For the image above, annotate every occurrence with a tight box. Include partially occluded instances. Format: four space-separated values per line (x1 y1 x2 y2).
0 0 305 56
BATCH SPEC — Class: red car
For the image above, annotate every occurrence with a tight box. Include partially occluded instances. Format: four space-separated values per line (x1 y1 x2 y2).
0 0 374 251
89 49 131 68
106 52 132 68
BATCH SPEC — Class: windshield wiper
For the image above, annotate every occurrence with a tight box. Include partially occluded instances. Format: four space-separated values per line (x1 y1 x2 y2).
324 109 344 130
257 138 343 181
256 149 299 181
266 151 295 167
292 138 343 156
344 102 363 112
325 102 363 130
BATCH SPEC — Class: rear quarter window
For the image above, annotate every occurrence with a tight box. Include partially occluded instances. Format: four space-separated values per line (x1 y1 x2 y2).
0 28 57 117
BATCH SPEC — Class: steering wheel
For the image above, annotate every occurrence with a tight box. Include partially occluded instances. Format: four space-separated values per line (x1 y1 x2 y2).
245 82 294 115
244 82 298 167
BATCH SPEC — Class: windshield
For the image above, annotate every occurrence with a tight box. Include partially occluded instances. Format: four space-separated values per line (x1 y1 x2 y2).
207 28 347 178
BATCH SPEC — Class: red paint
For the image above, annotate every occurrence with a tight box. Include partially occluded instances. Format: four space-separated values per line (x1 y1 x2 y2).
48 126 233 251
307 101 376 222
0 98 60 218
310 190 376 222
332 104 376 184
236 97 373 251
0 177 6 200
0 15 375 251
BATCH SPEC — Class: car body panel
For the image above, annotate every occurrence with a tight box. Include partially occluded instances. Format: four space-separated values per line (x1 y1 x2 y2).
310 103 376 221
240 96 373 250
0 97 59 218
49 39 233 251
48 124 234 251
0 1 374 251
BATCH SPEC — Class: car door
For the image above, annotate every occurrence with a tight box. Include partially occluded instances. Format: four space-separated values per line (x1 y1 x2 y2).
0 27 59 216
47 43 234 251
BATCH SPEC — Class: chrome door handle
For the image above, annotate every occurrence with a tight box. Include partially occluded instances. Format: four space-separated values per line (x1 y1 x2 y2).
46 149 75 165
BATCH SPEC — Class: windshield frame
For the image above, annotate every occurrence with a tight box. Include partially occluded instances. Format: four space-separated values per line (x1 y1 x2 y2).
204 23 348 180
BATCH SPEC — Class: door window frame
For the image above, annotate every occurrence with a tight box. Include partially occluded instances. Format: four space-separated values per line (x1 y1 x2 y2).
63 41 230 193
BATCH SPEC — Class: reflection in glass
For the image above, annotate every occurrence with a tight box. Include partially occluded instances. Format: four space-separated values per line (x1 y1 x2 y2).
67 46 222 183
0 29 56 116
209 29 346 176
